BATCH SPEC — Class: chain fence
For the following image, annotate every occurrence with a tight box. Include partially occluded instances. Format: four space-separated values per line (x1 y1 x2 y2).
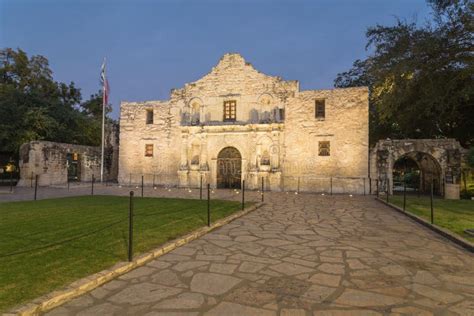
0 175 263 264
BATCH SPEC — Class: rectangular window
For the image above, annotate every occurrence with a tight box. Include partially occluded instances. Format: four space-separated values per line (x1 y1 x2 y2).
315 99 325 119
279 108 285 121
146 109 154 124
223 100 237 121
318 141 330 156
145 144 153 157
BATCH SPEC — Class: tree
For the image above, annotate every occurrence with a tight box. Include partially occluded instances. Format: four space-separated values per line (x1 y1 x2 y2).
334 0 474 146
467 147 474 168
80 91 112 119
461 147 474 195
0 48 107 158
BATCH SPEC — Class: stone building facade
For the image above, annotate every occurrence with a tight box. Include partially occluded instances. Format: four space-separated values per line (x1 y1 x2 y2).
119 53 369 192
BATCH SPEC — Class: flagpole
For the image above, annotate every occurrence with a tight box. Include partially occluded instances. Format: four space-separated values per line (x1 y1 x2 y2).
100 58 106 183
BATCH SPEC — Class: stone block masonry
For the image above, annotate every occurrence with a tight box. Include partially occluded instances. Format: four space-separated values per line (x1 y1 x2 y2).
17 124 119 187
119 53 369 192
18 141 104 187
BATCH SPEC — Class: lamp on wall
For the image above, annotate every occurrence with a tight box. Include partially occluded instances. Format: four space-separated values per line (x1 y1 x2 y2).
5 160 16 173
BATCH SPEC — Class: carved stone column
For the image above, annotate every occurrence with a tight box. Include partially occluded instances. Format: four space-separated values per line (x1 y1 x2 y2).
256 143 262 169
200 134 209 171
271 132 280 170
180 133 188 170
250 132 258 170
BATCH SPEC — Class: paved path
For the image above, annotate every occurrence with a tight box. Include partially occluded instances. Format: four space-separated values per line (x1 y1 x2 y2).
0 184 255 202
45 193 474 315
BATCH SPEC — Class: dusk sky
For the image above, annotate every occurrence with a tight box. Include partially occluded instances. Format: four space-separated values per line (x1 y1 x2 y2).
1 0 432 119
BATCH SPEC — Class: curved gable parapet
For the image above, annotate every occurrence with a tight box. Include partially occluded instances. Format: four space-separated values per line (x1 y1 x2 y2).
170 53 298 102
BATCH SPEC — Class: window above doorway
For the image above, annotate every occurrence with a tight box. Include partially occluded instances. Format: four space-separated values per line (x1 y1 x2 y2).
223 100 236 121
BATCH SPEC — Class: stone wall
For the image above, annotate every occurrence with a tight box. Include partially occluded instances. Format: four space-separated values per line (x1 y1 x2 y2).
105 123 120 181
118 53 369 193
17 123 119 187
283 87 369 192
17 141 101 186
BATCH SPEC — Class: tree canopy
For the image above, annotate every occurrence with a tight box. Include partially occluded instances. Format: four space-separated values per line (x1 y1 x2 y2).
0 48 111 157
334 0 473 146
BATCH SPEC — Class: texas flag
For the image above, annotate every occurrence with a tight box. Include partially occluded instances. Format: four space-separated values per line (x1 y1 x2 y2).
100 59 110 105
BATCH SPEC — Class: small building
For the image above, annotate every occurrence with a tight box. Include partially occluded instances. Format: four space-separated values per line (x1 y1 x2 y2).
17 141 100 186
118 53 369 192
17 125 119 186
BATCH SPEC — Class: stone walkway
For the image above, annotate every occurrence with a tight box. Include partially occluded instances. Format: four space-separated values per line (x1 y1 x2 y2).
45 193 474 315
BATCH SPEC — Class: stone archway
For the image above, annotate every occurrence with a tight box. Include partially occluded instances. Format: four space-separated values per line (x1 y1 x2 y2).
392 152 442 195
217 147 241 189
370 139 463 198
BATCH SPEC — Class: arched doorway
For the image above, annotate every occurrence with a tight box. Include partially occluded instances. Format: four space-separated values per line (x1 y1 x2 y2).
392 152 442 195
217 147 241 189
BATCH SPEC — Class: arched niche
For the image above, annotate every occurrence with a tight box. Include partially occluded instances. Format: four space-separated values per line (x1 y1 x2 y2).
188 97 203 125
256 135 274 168
188 137 202 167
257 93 274 123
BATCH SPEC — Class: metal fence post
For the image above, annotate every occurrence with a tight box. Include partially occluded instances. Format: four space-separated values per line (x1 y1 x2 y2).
418 173 421 198
207 183 210 227
369 177 372 195
91 174 95 196
442 177 445 198
363 178 366 196
330 177 333 195
430 180 434 224
34 175 38 200
242 180 245 210
200 175 203 200
403 180 407 211
9 171 13 192
141 175 144 197
261 177 264 202
128 191 134 262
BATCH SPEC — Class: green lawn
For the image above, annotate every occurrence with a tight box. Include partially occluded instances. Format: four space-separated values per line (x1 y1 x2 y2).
389 195 474 242
0 195 246 312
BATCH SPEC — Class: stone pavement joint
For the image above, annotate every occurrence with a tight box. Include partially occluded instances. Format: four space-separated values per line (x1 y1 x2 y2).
11 191 474 315
6 190 262 316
